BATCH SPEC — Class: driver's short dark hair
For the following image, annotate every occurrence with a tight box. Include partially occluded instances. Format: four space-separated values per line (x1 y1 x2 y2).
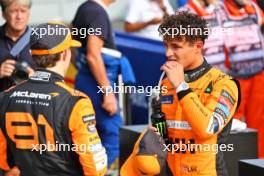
31 41 61 68
158 11 209 43
32 53 61 68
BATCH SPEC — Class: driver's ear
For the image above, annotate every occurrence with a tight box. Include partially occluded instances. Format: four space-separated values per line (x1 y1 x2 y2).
61 48 71 62
60 51 66 61
195 40 204 53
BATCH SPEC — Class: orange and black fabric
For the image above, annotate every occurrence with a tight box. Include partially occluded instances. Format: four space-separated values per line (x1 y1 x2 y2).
161 60 240 176
30 23 81 55
0 69 107 176
120 129 173 176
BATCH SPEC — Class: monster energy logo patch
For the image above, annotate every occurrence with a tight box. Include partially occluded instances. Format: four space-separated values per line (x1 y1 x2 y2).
155 122 167 137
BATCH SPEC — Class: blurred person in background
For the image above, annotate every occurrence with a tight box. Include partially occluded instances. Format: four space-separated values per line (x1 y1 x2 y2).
72 0 123 174
178 0 227 72
222 0 264 158
0 0 34 91
124 0 174 40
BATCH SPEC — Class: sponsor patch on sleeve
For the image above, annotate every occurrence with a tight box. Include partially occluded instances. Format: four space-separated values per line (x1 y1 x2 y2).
95 155 107 171
216 103 230 117
206 116 214 134
93 148 107 163
206 113 224 134
218 97 233 111
214 107 228 123
220 90 235 105
82 114 95 123
89 142 103 153
88 134 100 144
82 115 97 133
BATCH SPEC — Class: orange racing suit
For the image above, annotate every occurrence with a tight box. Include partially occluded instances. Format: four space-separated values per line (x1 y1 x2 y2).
161 60 240 176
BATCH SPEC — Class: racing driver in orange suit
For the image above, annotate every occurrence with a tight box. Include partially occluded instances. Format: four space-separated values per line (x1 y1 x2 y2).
158 12 240 176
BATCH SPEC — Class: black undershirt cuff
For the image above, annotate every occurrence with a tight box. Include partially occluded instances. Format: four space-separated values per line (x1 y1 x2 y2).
177 88 192 100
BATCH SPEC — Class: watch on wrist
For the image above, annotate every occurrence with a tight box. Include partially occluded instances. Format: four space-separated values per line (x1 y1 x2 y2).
176 82 189 93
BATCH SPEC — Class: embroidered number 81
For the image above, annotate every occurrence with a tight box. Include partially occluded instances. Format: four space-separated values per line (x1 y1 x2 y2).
6 112 55 150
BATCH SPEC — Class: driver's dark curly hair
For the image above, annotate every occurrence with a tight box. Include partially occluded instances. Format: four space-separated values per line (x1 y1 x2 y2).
158 11 209 43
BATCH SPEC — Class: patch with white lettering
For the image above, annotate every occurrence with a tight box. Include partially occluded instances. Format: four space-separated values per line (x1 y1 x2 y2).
82 115 96 133
82 115 95 123
166 120 192 130
214 107 228 123
216 103 230 117
10 91 51 100
161 95 174 104
220 90 235 105
30 71 51 82
218 97 233 111
89 142 103 153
